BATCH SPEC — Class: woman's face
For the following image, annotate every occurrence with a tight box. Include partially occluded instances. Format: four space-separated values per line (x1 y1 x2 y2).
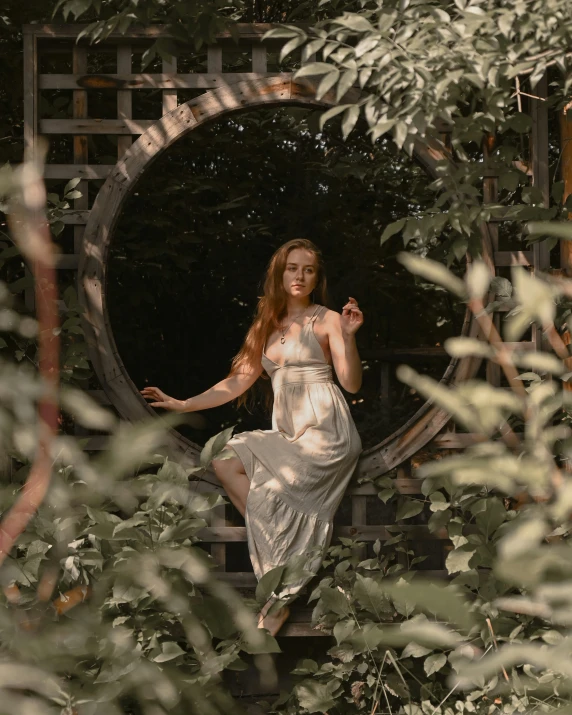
282 248 318 301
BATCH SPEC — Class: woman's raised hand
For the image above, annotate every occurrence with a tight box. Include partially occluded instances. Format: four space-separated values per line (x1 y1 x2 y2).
340 296 364 336
140 386 187 413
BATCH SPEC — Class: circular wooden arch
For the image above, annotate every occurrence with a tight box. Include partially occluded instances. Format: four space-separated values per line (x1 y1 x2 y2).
79 76 484 479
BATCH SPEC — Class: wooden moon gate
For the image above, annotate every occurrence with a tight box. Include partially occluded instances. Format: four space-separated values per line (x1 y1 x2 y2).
79 75 482 478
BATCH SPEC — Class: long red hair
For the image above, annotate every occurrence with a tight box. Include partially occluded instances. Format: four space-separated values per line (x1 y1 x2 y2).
229 238 330 409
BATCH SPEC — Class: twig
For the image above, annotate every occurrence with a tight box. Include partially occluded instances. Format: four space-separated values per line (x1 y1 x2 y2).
486 617 510 682
1 149 59 571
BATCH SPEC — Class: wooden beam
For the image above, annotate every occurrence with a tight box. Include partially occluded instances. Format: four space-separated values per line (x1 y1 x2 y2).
40 119 157 134
44 164 113 179
25 23 282 40
61 210 90 224
493 250 533 266
39 72 283 90
199 525 447 543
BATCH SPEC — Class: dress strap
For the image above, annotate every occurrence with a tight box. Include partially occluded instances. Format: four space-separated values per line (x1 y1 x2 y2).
309 304 325 323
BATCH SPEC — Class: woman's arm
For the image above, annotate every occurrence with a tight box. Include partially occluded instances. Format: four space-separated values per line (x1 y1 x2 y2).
325 297 363 394
182 365 262 412
140 361 262 412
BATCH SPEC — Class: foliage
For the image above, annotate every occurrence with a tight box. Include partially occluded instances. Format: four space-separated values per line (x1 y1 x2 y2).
0 153 279 714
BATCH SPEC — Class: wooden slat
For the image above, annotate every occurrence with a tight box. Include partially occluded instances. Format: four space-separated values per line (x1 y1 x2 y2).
117 45 133 159
207 46 223 74
199 526 445 543
39 72 282 90
61 210 90 224
162 57 178 114
432 433 486 448
44 164 113 179
40 119 156 134
494 250 533 266
252 46 267 74
26 23 280 40
55 254 79 269
361 347 447 361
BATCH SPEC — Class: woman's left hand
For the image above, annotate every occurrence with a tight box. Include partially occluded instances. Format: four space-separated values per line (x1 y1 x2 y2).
341 297 364 337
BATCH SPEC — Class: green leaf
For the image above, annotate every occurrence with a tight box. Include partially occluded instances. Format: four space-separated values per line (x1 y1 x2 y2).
445 548 475 574
380 218 406 245
200 426 235 467
63 177 82 194
396 499 424 520
402 641 432 658
241 630 281 654
319 104 350 130
320 587 352 616
466 260 491 299
152 641 186 662
397 253 467 298
424 652 447 675
255 564 285 605
295 679 339 714
353 574 392 617
341 105 360 139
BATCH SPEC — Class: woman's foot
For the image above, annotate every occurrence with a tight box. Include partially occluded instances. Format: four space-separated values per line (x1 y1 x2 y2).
257 605 290 636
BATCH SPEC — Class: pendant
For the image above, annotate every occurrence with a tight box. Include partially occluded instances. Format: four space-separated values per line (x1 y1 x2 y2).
280 336 286 344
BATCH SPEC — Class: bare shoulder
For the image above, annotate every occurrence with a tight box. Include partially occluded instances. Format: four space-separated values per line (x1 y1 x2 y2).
318 307 341 329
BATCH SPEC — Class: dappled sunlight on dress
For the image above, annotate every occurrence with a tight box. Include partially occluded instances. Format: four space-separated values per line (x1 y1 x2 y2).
227 304 362 599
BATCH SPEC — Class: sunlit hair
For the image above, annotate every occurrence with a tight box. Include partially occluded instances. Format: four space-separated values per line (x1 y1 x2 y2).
229 238 330 409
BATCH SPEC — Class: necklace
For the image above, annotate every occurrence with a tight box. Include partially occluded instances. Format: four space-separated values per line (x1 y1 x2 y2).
280 304 313 344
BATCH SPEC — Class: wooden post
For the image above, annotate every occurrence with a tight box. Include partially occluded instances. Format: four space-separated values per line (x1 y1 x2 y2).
72 45 88 255
23 30 38 313
560 94 572 275
117 45 133 159
529 73 550 357
483 133 501 386
162 55 178 114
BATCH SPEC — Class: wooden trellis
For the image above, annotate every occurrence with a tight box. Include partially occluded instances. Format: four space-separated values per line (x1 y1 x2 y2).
23 23 550 637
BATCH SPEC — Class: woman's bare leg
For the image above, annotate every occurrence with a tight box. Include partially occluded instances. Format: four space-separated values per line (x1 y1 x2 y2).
211 456 250 517
257 599 290 636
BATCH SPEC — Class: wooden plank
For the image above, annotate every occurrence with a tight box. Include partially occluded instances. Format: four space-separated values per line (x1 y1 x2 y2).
39 72 282 90
40 119 157 134
162 56 178 115
199 526 446 543
117 45 133 159
44 164 113 179
494 250 533 266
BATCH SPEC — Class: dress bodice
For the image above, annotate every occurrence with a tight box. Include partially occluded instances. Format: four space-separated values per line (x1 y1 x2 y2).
262 305 333 390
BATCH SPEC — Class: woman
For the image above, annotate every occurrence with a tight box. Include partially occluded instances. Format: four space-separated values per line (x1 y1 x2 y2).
140 239 363 635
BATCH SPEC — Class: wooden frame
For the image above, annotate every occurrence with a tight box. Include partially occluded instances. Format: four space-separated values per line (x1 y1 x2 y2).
76 74 482 479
